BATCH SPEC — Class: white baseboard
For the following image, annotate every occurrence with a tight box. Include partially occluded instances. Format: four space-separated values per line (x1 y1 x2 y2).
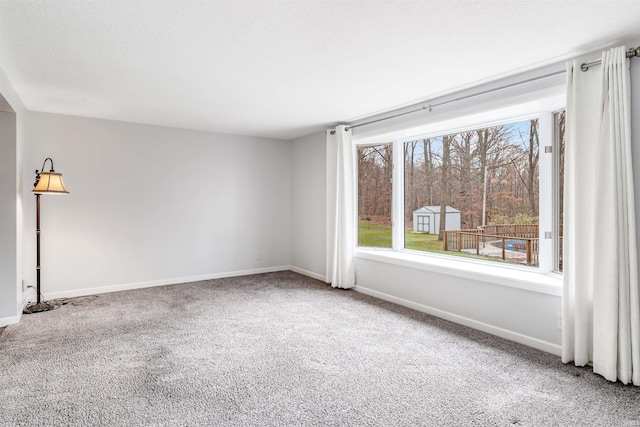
0 314 20 328
0 291 33 327
43 265 291 300
354 285 562 357
290 265 326 282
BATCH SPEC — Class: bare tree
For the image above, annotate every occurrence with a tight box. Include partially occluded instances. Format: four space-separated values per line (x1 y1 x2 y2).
510 120 539 216
451 131 474 228
424 138 434 206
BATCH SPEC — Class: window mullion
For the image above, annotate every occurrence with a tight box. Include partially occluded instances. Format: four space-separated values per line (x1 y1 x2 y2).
538 111 553 273
392 140 404 251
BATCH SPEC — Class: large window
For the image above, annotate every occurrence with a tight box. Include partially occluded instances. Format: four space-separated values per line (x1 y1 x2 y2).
356 101 565 273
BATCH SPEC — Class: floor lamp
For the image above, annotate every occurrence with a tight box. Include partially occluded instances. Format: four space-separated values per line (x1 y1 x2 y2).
24 157 69 314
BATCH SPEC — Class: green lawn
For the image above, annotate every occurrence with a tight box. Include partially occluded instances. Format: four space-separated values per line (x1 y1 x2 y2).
357 222 393 248
358 222 447 253
405 231 449 254
357 221 498 262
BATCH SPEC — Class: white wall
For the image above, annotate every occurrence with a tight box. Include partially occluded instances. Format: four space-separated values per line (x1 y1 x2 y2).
22 112 291 298
355 259 562 353
0 111 17 320
0 64 25 326
290 131 326 280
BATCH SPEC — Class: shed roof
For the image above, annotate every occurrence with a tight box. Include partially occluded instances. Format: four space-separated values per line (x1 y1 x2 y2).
413 205 461 214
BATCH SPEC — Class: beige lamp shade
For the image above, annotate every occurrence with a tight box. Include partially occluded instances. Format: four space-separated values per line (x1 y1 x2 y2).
32 171 70 195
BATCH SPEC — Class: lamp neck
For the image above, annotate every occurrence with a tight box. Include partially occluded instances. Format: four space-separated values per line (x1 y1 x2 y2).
39 157 54 173
34 157 54 188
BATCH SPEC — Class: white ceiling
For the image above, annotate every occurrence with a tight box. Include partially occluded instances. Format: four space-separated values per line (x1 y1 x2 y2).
0 1 639 140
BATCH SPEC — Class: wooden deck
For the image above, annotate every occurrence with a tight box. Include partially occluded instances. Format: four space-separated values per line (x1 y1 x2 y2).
443 224 539 266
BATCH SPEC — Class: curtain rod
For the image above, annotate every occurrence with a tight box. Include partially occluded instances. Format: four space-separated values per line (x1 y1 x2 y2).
580 46 640 71
330 45 639 134
332 69 565 133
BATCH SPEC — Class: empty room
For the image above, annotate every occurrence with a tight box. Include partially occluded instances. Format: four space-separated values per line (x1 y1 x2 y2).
1 0 640 425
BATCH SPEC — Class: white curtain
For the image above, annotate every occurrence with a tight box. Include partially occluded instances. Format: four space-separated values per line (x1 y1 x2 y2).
563 46 640 385
326 125 356 289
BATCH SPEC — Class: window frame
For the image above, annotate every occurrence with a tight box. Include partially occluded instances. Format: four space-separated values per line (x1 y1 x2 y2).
354 95 565 292
552 109 565 273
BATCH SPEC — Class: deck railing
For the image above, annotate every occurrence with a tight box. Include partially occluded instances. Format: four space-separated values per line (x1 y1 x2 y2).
444 224 540 266
478 224 539 239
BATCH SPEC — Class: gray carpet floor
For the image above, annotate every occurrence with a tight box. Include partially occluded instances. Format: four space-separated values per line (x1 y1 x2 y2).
0 271 638 426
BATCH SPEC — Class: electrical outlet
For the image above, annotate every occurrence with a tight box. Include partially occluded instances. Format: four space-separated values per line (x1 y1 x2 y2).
556 312 562 330
255 252 261 260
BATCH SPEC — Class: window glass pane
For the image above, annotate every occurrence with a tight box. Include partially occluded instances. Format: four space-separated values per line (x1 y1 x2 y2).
404 120 540 266
554 110 565 272
358 143 393 248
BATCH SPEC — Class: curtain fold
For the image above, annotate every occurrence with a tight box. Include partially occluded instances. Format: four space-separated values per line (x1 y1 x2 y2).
563 46 640 385
326 125 356 289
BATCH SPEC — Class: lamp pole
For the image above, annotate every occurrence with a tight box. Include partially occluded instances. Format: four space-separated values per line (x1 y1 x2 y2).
35 193 42 304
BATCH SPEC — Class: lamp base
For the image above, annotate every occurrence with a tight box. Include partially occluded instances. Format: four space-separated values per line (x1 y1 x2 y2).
23 302 55 314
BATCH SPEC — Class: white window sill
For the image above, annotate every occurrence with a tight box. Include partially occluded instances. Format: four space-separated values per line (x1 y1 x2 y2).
355 248 563 297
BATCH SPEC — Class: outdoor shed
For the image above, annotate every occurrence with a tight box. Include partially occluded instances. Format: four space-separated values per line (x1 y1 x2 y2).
412 206 461 234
